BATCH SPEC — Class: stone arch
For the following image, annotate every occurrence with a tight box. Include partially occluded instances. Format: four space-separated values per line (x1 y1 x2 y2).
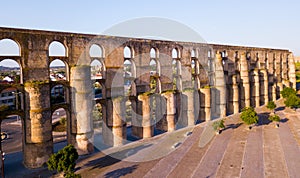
49 41 67 57
49 59 68 81
92 103 103 129
1 112 24 155
0 38 21 56
50 84 66 104
172 48 180 59
124 59 136 95
246 52 251 59
91 59 105 79
221 50 227 58
0 59 23 84
208 49 213 58
150 47 159 59
172 59 182 91
89 44 104 58
51 107 68 150
191 51 201 88
265 52 269 69
0 87 24 111
191 49 197 58
124 46 134 58
150 59 161 93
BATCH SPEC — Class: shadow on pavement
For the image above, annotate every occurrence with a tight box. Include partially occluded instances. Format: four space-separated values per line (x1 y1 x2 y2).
223 123 243 131
104 164 138 178
280 118 289 123
85 144 152 170
275 106 285 112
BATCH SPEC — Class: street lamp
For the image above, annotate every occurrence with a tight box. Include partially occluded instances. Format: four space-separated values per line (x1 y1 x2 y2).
12 91 22 122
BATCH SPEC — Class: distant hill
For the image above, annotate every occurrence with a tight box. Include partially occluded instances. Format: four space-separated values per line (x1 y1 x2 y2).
0 66 20 71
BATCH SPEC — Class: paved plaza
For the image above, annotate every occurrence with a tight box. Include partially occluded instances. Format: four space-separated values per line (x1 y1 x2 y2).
5 99 300 178
74 100 300 178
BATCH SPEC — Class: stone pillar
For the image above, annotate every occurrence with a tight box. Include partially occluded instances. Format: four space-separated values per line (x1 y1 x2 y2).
23 82 53 168
162 91 176 132
131 96 140 138
253 69 260 107
288 54 297 90
232 75 239 114
277 82 283 98
132 94 154 138
137 94 154 138
214 53 226 118
261 69 269 105
183 89 196 126
272 84 277 101
240 53 251 108
155 94 167 131
70 66 94 154
103 97 126 146
200 87 211 121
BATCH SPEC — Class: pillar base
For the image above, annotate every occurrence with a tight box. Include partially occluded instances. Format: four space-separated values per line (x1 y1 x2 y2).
75 132 94 155
23 141 53 168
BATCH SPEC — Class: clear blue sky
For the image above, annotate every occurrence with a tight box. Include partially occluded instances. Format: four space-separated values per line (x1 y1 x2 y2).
1 0 300 55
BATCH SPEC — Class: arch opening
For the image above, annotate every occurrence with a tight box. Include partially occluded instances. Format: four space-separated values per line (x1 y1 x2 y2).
49 59 67 81
0 39 20 56
52 108 68 150
150 48 156 59
90 44 103 58
49 41 67 57
91 59 104 80
124 46 132 58
172 48 179 59
0 59 22 84
51 85 65 104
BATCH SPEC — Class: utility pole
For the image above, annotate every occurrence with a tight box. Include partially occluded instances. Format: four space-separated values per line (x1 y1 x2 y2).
12 91 22 122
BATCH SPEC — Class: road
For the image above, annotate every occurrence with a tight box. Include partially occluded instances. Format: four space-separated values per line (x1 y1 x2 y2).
1 108 67 154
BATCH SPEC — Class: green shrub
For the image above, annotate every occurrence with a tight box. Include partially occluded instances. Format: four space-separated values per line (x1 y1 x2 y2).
280 87 297 99
268 114 280 122
284 94 300 109
47 144 80 177
59 117 66 126
240 107 258 125
212 119 225 131
266 101 276 112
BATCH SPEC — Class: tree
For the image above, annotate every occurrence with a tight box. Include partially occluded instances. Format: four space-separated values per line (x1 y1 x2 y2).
266 101 276 114
47 144 81 177
240 107 258 128
280 87 297 99
284 94 300 109
92 104 102 121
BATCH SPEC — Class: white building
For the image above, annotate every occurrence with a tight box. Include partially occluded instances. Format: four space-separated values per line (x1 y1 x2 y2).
0 88 17 108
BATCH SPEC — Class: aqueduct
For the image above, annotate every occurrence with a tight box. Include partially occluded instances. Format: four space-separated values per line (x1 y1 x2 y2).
0 27 296 168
